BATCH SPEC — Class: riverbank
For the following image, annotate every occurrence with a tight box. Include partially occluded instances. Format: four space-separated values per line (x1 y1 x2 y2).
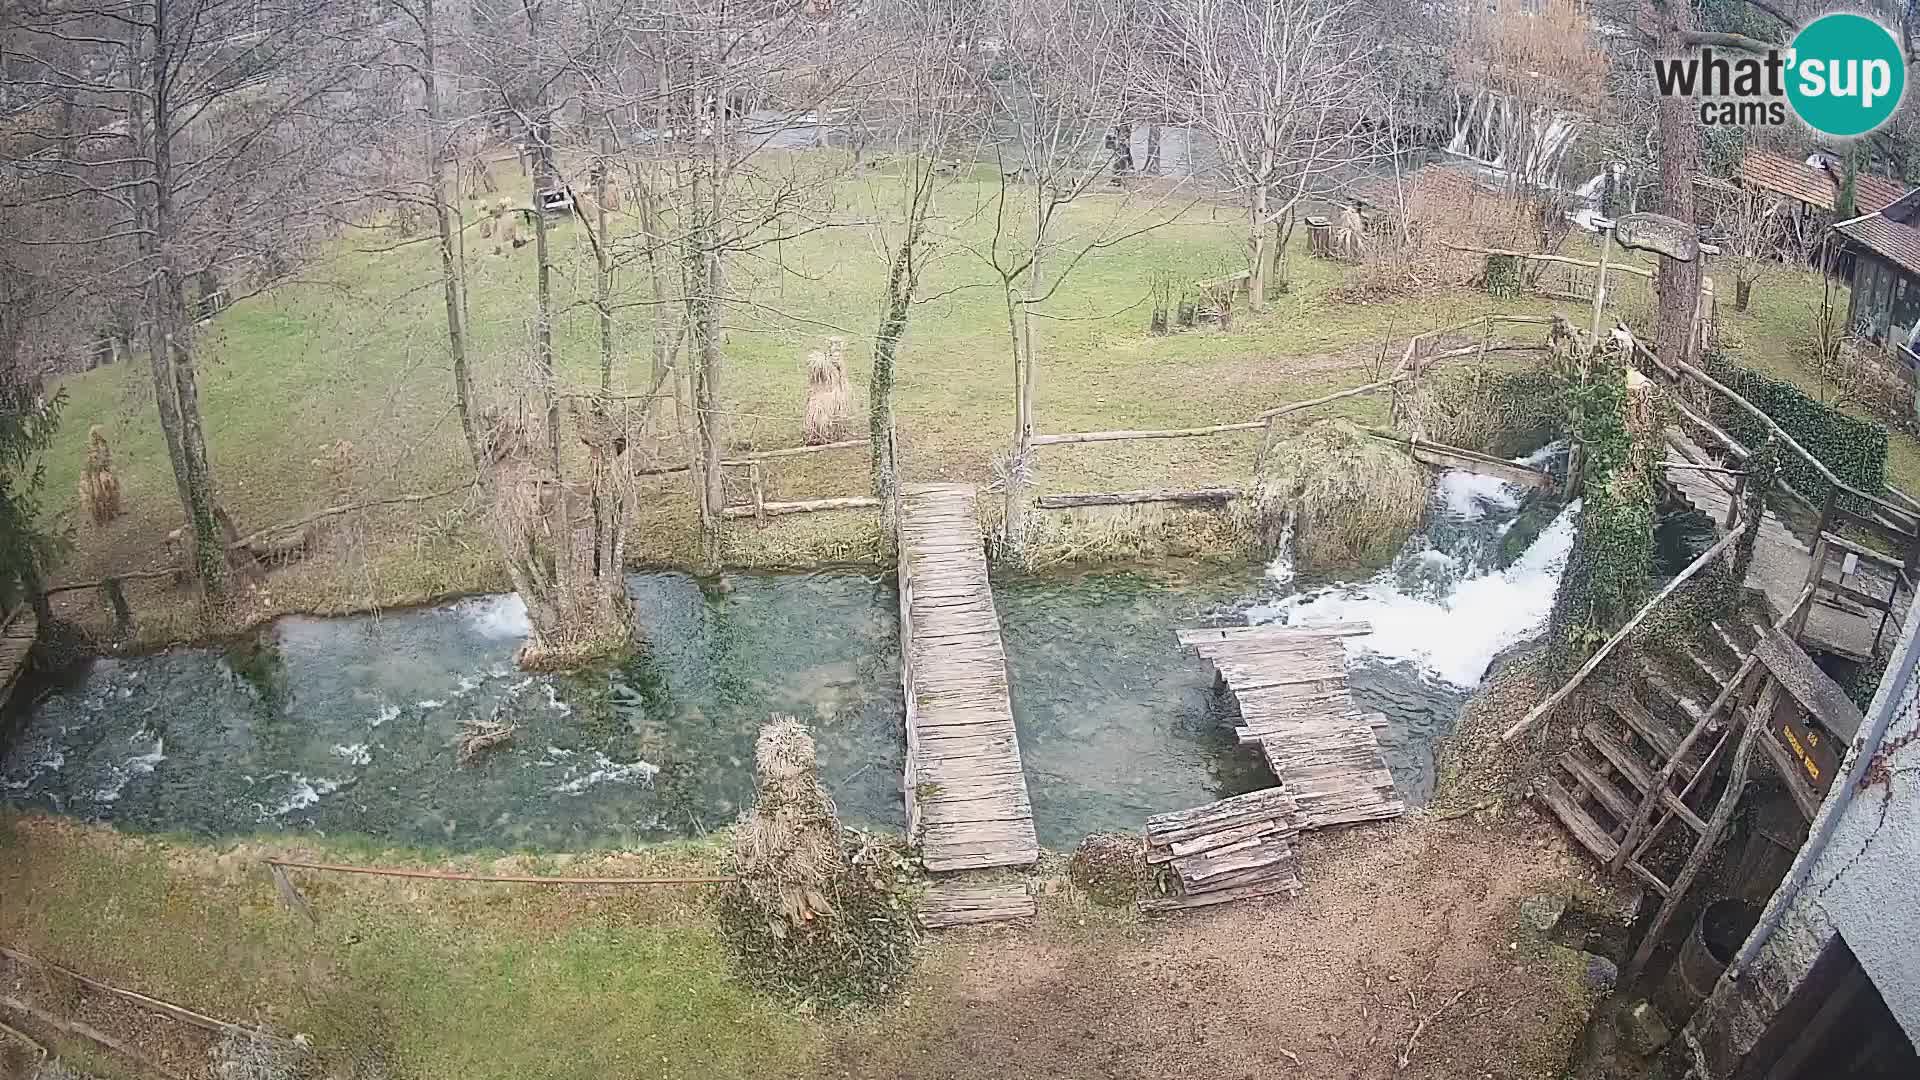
0 801 1611 1080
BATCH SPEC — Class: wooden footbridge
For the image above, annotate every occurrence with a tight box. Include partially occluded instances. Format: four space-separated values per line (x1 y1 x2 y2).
1143 622 1404 912
0 606 36 712
896 484 1039 924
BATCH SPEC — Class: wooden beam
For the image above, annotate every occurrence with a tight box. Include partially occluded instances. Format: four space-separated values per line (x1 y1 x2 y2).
1028 422 1264 446
1620 692 1772 987
719 496 881 519
635 438 870 476
1505 529 1744 742
1441 243 1655 279
1364 430 1555 489
1034 488 1240 508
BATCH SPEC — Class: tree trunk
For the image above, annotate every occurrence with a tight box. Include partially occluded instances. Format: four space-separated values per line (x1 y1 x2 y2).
1248 185 1270 311
686 78 725 564
138 1 225 595
1003 251 1041 552
595 131 614 394
422 0 481 469
1652 2 1702 366
1271 208 1294 294
1735 276 1753 311
1144 123 1161 177
531 105 560 477
870 229 917 517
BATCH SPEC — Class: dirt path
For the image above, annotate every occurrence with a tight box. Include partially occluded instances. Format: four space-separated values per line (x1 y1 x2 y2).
836 814 1602 1080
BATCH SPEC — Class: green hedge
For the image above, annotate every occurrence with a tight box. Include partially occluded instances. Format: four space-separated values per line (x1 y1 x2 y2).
1702 351 1888 503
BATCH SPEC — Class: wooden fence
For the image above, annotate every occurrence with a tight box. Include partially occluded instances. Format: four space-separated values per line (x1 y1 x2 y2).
636 437 882 521
1023 313 1556 506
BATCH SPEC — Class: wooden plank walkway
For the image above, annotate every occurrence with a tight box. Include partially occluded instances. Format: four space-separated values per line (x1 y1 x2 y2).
897 484 1039 872
918 881 1036 928
1179 623 1405 829
0 606 37 710
1663 432 1900 660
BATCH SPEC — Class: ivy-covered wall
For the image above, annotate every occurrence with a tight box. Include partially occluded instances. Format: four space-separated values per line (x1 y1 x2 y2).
1702 351 1889 502
1549 354 1660 662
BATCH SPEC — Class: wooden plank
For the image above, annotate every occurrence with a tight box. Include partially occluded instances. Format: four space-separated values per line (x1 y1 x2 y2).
1583 722 1656 794
1755 628 1866 741
1560 752 1635 824
919 881 1036 928
1536 775 1621 864
1139 873 1301 914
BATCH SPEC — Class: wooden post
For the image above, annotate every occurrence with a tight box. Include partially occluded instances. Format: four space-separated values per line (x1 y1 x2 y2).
1620 684 1774 988
749 461 766 521
102 577 133 640
1793 533 1828 643
1725 470 1746 531
1589 226 1614 343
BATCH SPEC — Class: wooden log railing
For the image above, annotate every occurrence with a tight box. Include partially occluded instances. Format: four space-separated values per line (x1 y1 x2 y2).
1609 582 1817 879
1503 527 1745 743
634 437 871 478
1033 488 1240 509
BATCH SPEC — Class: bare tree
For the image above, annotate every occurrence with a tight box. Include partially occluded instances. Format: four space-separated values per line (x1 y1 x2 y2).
860 0 986 515
3 0 394 597
1145 0 1384 310
976 0 1183 552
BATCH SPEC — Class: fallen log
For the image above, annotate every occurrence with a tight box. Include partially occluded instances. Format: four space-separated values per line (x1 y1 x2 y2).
719 496 881 519
1034 487 1241 508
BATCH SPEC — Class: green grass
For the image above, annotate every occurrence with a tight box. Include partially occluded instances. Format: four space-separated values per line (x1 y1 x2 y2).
39 160 1906 637
0 816 821 1079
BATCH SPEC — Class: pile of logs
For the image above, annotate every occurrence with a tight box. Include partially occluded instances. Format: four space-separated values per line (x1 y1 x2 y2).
1141 787 1303 913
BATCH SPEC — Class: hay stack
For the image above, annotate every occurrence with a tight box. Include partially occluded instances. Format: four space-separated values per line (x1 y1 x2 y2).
802 340 853 445
1252 418 1430 572
717 715 916 1006
80 425 122 526
735 716 847 933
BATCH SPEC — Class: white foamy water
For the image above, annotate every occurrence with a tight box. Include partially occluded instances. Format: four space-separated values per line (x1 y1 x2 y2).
1250 489 1579 689
331 743 372 766
93 734 165 803
1435 469 1524 520
553 754 660 795
462 593 532 639
258 774 344 819
369 703 400 728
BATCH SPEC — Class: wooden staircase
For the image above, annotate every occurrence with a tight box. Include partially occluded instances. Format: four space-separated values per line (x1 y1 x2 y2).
1536 617 1766 897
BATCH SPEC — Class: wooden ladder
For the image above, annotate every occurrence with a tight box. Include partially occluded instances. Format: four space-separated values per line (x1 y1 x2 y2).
1535 619 1765 896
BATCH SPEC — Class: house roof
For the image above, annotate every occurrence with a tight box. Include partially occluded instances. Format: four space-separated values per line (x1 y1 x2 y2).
1738 149 1908 214
1835 212 1920 276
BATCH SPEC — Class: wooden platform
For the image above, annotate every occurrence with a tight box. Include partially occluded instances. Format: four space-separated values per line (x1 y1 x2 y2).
1142 787 1304 912
0 606 36 711
1663 433 1901 661
918 881 1036 928
1178 623 1405 828
897 484 1039 873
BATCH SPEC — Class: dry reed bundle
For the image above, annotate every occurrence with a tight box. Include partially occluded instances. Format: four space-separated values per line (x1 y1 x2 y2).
802 342 853 445
80 426 122 526
1253 419 1430 571
734 715 846 934
715 715 916 1006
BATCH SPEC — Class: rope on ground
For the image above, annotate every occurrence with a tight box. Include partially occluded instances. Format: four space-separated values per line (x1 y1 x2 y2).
263 858 737 885
0 945 287 1045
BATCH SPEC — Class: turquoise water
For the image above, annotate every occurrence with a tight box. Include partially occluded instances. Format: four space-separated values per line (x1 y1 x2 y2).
3 465 1560 851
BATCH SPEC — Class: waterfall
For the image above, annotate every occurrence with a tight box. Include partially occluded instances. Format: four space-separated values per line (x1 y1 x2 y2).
1444 86 1585 191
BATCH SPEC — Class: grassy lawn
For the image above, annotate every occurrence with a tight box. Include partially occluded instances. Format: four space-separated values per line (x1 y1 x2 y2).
0 815 823 1079
36 159 1909 637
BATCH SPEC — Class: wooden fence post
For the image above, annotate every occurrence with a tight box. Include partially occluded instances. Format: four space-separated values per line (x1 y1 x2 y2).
749 461 766 521
102 577 133 640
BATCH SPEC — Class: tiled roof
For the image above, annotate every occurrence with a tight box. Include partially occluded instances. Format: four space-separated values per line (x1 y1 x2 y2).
1836 213 1920 276
1738 149 1907 213
1855 172 1908 215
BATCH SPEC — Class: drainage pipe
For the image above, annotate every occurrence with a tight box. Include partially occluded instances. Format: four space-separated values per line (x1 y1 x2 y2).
1727 599 1920 980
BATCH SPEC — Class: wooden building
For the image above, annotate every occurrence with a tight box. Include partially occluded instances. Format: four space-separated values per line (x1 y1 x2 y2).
1834 189 1920 375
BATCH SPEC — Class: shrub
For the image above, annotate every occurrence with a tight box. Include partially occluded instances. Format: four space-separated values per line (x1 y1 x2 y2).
1253 418 1431 573
1702 350 1889 504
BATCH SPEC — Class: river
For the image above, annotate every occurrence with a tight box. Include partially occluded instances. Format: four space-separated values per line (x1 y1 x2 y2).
2 462 1574 852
